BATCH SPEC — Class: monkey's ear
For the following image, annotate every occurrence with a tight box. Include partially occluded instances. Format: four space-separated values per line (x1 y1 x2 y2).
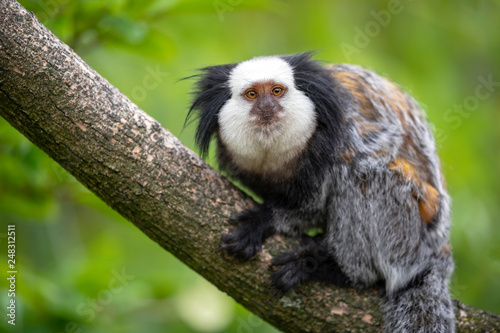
185 63 236 158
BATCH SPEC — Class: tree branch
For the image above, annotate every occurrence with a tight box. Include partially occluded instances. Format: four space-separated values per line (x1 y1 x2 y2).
0 1 498 331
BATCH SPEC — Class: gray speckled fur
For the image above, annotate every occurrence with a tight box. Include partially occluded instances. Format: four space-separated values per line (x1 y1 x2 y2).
272 64 454 332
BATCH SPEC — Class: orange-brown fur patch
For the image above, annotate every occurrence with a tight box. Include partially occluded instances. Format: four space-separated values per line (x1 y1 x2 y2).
390 158 440 224
335 71 411 129
441 243 451 257
389 158 420 184
400 136 432 185
357 122 380 137
380 77 418 132
418 183 440 224
342 147 358 164
332 71 380 121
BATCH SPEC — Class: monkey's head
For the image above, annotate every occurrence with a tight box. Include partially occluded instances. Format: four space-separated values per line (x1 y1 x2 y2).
187 53 344 176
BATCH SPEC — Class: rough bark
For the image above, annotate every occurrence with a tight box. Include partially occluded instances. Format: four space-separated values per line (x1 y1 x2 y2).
0 0 498 332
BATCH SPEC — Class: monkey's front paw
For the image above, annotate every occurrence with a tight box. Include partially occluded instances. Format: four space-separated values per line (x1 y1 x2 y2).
220 207 273 260
220 218 263 260
220 224 263 260
270 251 311 294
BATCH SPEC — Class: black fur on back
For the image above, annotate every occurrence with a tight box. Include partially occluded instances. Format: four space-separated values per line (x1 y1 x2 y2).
185 63 236 158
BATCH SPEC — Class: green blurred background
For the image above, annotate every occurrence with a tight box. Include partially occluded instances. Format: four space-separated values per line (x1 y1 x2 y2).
1 0 499 332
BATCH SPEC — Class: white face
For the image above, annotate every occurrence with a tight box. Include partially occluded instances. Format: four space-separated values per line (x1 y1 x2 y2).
218 56 317 176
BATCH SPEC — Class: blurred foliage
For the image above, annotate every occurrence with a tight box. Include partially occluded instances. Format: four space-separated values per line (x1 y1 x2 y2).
1 0 499 332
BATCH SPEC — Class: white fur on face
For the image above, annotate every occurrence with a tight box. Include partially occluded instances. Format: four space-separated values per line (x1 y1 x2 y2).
218 56 317 176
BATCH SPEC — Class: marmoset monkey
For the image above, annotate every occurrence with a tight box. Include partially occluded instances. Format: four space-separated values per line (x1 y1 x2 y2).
187 53 455 332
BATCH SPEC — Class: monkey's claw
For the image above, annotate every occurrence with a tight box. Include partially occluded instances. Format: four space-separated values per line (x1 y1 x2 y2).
270 251 310 294
220 226 263 260
220 206 274 260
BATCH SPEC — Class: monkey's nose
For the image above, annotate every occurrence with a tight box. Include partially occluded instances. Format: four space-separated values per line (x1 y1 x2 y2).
260 110 274 118
257 104 276 117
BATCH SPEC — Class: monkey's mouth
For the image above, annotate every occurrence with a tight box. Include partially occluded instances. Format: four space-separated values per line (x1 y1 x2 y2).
254 116 280 126
251 110 283 128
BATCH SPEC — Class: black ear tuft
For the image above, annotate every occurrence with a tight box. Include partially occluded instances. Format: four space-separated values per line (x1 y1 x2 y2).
281 52 345 150
185 63 236 158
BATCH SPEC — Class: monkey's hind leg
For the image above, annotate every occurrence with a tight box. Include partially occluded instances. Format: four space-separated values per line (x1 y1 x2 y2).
270 235 350 293
382 259 455 333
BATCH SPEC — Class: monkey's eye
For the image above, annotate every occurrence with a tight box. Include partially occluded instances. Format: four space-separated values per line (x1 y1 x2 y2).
272 87 283 96
245 90 258 100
